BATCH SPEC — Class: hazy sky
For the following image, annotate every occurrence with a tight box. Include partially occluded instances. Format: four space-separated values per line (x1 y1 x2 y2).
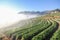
0 0 60 11
0 0 60 28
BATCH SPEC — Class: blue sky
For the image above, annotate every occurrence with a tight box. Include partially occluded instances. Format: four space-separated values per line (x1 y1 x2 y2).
0 0 60 11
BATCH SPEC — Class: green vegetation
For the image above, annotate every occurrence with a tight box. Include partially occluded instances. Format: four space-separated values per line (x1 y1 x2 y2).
11 19 50 40
32 21 58 40
20 20 51 40
5 17 42 36
50 29 60 40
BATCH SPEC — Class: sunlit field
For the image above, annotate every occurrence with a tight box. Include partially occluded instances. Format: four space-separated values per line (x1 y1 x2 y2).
0 7 25 28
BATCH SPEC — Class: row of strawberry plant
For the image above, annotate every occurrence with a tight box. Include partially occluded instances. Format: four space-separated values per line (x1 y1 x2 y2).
9 18 43 36
19 20 52 40
11 20 48 40
50 29 60 40
10 19 43 36
5 18 42 36
32 21 58 40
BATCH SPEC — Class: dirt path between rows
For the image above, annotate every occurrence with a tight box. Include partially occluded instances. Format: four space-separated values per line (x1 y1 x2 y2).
55 20 60 29
0 32 11 40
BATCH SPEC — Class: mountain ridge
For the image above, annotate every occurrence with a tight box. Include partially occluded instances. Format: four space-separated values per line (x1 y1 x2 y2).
18 9 60 15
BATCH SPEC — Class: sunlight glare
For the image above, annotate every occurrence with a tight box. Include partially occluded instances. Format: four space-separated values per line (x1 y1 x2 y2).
0 7 27 28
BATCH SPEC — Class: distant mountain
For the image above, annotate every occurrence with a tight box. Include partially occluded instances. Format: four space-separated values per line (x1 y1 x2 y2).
50 9 60 13
18 11 41 15
18 9 60 15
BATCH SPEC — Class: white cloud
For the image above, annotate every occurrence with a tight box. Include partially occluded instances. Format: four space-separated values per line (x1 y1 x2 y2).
0 7 28 28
